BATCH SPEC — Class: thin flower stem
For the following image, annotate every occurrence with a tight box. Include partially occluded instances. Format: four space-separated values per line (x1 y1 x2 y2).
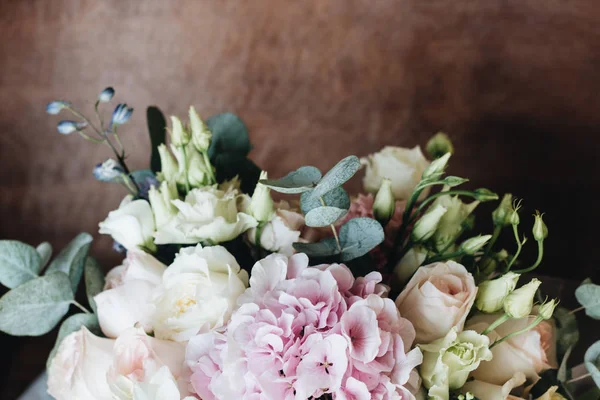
320 196 342 252
569 306 585 315
490 316 543 348
70 300 92 314
483 225 502 260
482 313 511 335
513 240 544 274
506 224 524 270
566 372 591 384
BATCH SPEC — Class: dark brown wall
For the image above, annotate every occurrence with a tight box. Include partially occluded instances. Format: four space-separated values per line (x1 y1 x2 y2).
1 0 600 396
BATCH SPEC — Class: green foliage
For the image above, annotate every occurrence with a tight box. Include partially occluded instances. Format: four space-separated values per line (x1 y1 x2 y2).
554 307 579 360
293 238 340 258
212 152 261 194
84 257 105 314
339 218 385 262
146 106 167 173
46 233 93 293
0 272 73 336
47 313 101 369
36 242 52 269
310 155 360 199
305 206 348 228
575 280 600 319
528 369 572 399
300 187 350 214
585 340 600 388
260 166 322 194
0 240 42 289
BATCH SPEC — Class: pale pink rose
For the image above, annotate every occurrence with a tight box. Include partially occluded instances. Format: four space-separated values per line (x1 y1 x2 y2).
94 250 166 338
467 314 557 385
462 372 527 400
107 327 191 399
47 327 115 400
395 261 477 344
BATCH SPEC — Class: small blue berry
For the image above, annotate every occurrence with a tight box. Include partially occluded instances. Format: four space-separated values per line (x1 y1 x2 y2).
98 87 115 103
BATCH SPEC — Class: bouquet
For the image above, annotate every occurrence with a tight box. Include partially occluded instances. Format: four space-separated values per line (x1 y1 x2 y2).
0 87 598 400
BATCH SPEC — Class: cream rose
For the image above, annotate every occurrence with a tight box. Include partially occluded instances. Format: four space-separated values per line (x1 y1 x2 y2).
154 185 257 244
94 250 167 338
107 327 192 400
467 314 557 385
395 261 477 344
47 327 115 400
247 200 305 256
462 372 527 400
99 195 156 251
362 145 430 201
152 245 248 342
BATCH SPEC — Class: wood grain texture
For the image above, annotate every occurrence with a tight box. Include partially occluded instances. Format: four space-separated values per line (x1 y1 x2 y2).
1 0 600 396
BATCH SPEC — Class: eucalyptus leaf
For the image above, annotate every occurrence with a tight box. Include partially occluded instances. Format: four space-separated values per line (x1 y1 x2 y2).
311 155 360 199
554 307 579 359
305 206 348 228
0 272 73 336
260 166 322 194
207 112 251 159
300 187 350 215
293 237 341 257
584 340 600 388
47 313 101 369
46 233 93 293
575 281 600 319
84 257 105 314
147 106 167 173
557 345 572 382
0 240 42 289
339 217 385 262
36 242 52 269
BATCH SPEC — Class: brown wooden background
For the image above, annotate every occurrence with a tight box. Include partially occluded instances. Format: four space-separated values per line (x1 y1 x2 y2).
1 0 600 397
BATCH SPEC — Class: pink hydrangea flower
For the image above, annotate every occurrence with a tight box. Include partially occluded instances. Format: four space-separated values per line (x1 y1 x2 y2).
185 253 422 400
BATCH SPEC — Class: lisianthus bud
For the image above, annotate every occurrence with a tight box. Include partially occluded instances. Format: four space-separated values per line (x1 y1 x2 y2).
422 152 451 180
169 116 190 146
189 106 212 152
509 208 520 226
431 192 479 252
538 298 558 320
98 87 115 103
532 211 548 241
248 171 274 222
459 235 492 255
373 178 395 225
411 204 447 242
492 193 513 227
473 188 498 202
503 278 542 318
426 132 454 159
185 148 210 187
157 144 178 182
393 245 428 286
475 272 521 313
148 181 178 228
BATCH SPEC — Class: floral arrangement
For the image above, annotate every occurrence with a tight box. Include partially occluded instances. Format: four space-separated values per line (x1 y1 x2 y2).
0 87 598 400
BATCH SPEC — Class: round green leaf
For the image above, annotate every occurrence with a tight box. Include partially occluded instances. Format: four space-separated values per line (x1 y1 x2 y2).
84 257 105 314
584 340 600 388
339 217 385 262
300 187 350 215
293 238 341 257
207 112 251 159
47 313 101 369
554 307 579 359
305 206 348 227
260 166 322 194
36 242 53 269
46 233 93 293
0 272 73 336
311 155 360 199
575 281 600 319
0 240 42 289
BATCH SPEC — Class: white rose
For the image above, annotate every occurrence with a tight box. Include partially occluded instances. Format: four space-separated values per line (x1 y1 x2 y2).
94 250 167 338
47 327 115 400
152 245 249 342
362 146 430 201
467 314 557 385
154 185 257 244
395 261 477 344
99 195 156 251
247 200 305 256
107 327 191 400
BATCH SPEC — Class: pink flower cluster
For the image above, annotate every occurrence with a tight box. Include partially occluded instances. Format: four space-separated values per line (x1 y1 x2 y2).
185 253 422 400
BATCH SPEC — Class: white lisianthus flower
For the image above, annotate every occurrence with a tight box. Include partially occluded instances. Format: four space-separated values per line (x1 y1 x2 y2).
247 200 305 256
419 328 493 400
152 245 249 342
362 145 430 201
47 327 115 400
99 195 156 251
94 250 167 338
154 185 257 244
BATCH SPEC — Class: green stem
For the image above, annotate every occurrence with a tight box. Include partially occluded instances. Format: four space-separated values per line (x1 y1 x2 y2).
482 313 511 335
506 224 524 270
513 240 544 274
490 316 543 348
181 145 191 193
71 300 92 314
424 249 465 264
320 196 342 252
255 222 265 248
569 306 585 315
483 225 502 260
567 372 591 385
202 151 217 184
